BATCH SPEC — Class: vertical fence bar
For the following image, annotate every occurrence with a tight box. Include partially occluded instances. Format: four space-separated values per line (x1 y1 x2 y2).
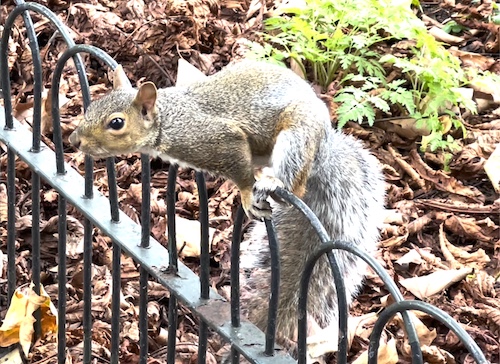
167 297 177 364
82 155 94 364
139 154 151 363
230 206 245 363
140 154 151 248
196 172 209 299
111 239 121 364
264 218 280 355
195 172 209 363
167 164 178 271
0 8 15 131
106 157 121 364
0 4 16 305
166 164 178 364
230 206 245 327
57 196 67 363
0 2 18 309
19 5 42 153
17 6 44 335
82 217 93 363
6 148 16 301
326 251 348 364
31 171 42 337
82 136 94 364
139 266 149 363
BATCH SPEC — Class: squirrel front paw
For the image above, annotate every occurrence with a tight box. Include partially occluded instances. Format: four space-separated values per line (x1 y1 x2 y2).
240 175 285 220
253 175 285 203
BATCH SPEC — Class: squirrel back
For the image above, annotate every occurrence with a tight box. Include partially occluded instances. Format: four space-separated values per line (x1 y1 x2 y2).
70 60 332 218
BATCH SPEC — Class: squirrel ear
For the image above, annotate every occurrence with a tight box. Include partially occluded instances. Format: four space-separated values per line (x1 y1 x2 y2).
113 65 132 90
134 82 157 113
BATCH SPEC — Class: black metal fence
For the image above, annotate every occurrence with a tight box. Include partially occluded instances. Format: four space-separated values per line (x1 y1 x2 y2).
0 2 489 364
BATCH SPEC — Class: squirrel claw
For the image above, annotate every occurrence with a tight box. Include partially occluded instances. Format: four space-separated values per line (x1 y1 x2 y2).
247 199 272 220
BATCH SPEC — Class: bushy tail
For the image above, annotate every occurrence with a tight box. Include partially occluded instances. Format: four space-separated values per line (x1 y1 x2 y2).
240 128 385 353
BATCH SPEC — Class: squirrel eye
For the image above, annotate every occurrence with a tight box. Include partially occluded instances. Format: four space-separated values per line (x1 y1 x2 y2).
108 117 125 130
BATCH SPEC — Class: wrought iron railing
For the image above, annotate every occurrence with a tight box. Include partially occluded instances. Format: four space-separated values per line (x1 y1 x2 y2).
0 2 489 364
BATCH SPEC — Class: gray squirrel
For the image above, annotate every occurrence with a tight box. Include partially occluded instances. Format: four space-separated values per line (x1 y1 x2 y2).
69 60 385 358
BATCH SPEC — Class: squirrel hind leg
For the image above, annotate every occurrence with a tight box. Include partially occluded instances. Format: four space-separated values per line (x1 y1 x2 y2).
272 102 329 198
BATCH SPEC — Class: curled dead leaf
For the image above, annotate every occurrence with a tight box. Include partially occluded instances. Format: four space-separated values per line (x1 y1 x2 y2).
393 311 437 348
429 26 465 45
410 149 485 202
444 214 494 243
399 267 473 299
379 118 431 140
388 145 426 189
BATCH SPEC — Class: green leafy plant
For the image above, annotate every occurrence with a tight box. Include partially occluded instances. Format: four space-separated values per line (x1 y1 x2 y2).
254 0 477 151
442 20 467 34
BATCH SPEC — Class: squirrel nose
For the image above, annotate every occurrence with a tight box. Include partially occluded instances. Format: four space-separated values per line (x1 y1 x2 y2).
69 131 81 149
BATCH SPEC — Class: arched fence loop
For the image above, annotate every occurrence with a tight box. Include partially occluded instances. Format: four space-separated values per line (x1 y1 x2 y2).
0 2 490 364
271 188 425 364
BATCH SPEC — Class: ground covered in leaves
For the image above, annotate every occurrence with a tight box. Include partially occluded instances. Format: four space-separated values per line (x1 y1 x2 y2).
0 0 499 363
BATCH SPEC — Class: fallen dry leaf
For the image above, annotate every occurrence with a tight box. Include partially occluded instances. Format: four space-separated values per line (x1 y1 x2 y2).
448 48 496 71
399 267 473 299
409 149 485 202
172 216 216 258
348 312 378 343
439 223 491 270
444 214 494 243
429 26 465 45
0 283 57 355
395 249 425 266
484 143 500 192
352 336 399 364
176 58 207 86
468 72 500 103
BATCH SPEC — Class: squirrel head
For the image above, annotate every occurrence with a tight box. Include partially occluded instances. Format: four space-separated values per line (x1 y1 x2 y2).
69 65 160 158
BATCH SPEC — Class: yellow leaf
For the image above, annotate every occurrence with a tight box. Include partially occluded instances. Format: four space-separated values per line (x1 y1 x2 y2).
352 337 399 364
0 283 58 355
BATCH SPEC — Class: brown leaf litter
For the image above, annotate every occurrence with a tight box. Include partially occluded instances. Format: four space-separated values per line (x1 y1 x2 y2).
1 0 499 363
